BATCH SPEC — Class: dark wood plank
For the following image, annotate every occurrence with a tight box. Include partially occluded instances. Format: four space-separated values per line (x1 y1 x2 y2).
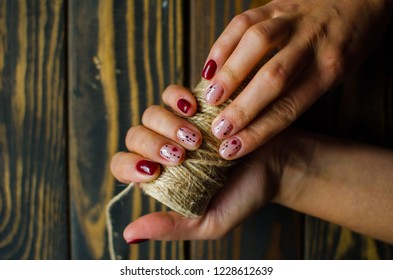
301 20 393 259
68 0 185 259
189 0 303 260
0 0 68 259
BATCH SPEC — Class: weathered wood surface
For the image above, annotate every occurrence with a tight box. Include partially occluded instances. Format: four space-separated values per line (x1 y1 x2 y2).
1 0 392 260
68 0 185 259
0 0 68 259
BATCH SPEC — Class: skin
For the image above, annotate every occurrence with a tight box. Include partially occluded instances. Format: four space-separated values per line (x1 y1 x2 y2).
110 0 393 244
200 0 392 159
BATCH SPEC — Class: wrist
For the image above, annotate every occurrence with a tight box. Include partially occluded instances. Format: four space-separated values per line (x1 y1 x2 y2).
271 129 318 208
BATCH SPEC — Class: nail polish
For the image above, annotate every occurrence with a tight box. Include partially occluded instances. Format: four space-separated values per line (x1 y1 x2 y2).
205 83 224 104
127 239 149 245
202 59 217 80
177 127 200 147
212 118 233 139
220 137 242 158
160 144 183 163
177 99 191 114
136 160 159 176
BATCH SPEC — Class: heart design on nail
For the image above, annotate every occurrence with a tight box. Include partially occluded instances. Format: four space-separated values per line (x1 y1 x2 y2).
172 147 178 152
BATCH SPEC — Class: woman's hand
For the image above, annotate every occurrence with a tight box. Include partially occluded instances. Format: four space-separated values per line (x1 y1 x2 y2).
110 84 289 243
196 0 392 159
112 123 285 243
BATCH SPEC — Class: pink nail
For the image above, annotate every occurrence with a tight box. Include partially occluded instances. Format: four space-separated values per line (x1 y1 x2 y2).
219 137 242 158
177 127 200 147
205 83 224 104
212 118 233 139
160 144 183 163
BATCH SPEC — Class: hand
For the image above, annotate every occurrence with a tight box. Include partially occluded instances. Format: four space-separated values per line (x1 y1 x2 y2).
112 127 284 243
110 85 288 242
197 0 393 159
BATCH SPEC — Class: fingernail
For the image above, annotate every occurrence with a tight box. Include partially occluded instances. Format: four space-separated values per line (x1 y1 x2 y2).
127 239 149 245
212 118 233 139
177 127 200 147
219 137 242 158
177 98 191 114
160 144 183 163
205 83 224 104
136 160 159 176
202 59 217 80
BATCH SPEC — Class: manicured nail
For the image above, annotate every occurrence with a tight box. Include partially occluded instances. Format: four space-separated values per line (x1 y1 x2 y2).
219 137 242 158
177 98 191 114
205 83 224 104
177 127 200 147
212 118 233 139
136 160 159 176
160 144 183 163
127 239 149 245
202 59 217 80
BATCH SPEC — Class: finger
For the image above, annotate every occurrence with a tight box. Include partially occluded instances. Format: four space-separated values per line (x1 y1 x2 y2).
110 152 160 183
205 16 291 105
142 105 202 150
218 63 324 160
203 7 274 79
123 212 203 242
211 38 313 140
126 125 186 165
161 84 197 116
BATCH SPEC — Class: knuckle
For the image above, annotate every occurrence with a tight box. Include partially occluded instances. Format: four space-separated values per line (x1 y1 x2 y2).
230 12 254 31
221 64 240 84
263 62 290 92
245 23 274 45
229 103 251 125
320 47 345 85
267 96 299 127
242 124 266 149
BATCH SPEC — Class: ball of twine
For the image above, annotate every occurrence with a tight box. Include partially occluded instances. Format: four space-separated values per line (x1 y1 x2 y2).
140 79 235 218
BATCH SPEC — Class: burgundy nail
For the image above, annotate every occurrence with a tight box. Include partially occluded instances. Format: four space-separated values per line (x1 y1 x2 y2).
202 60 217 80
136 160 159 176
127 239 149 245
177 99 191 114
219 137 242 158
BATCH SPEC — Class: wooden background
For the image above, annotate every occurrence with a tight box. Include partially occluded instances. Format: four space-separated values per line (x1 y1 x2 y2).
0 0 392 259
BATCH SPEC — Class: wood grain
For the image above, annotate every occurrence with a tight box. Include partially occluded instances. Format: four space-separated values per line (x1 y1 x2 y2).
68 0 185 259
0 0 67 259
2 0 392 260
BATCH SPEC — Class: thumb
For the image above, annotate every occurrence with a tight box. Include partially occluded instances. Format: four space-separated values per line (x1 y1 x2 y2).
123 211 210 243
